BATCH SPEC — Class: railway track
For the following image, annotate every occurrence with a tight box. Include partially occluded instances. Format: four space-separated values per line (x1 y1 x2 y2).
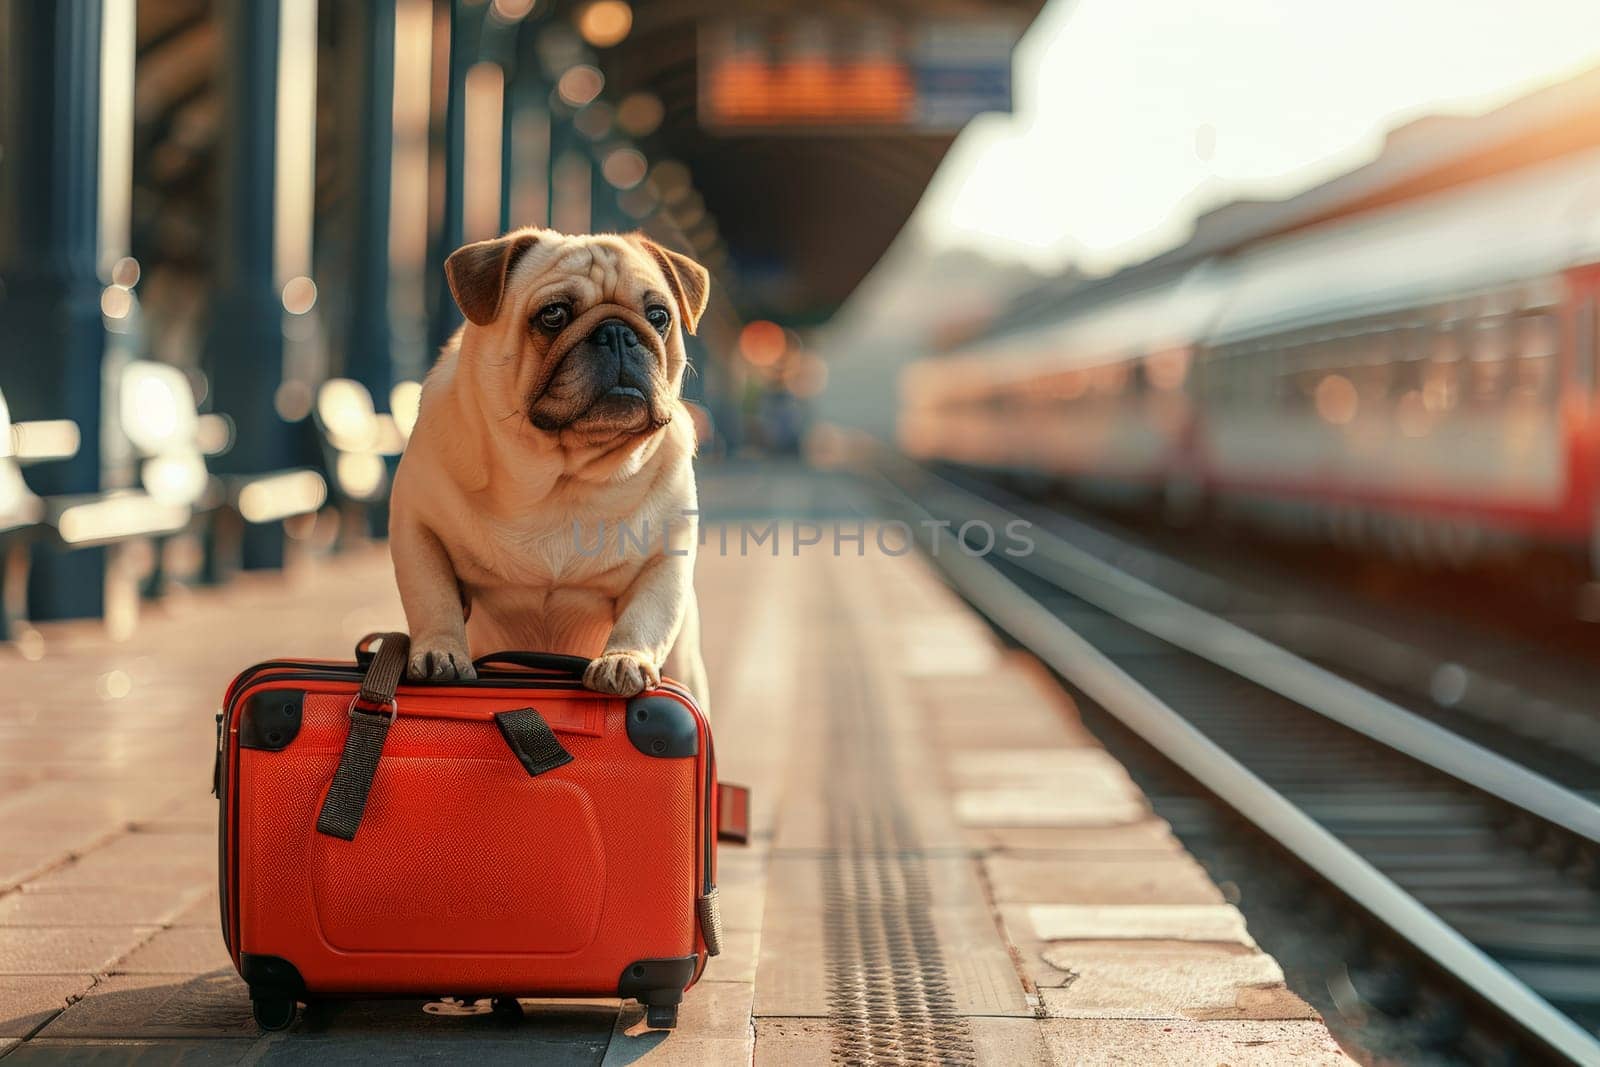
868 455 1600 1066
935 468 1600 787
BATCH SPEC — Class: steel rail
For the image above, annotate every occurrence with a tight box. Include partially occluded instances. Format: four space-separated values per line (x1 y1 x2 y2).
883 457 1600 849
872 471 1600 1066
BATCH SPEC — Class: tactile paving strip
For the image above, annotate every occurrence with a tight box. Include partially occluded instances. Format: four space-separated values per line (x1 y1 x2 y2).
754 554 1032 1058
815 636 978 1066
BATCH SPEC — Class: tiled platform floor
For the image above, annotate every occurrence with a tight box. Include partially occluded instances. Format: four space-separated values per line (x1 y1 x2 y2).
0 508 1355 1064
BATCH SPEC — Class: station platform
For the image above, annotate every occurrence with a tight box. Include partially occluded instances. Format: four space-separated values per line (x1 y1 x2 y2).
0 504 1355 1063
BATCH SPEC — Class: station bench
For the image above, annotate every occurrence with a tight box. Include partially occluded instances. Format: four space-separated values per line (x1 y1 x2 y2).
0 364 328 635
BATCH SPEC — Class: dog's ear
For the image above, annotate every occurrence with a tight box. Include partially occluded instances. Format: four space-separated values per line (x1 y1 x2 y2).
633 235 710 335
445 231 539 327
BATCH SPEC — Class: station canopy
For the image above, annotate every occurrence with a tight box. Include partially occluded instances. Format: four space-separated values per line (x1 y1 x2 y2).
129 0 1046 327
582 2 1045 322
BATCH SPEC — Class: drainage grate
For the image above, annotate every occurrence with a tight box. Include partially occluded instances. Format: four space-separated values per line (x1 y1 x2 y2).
819 633 977 1066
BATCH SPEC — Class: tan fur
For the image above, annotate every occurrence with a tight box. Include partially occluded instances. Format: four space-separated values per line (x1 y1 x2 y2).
391 227 710 707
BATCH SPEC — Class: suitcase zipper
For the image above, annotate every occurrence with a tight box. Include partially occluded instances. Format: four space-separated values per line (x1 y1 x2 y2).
654 679 722 955
211 711 224 798
697 730 722 955
653 679 718 898
227 659 620 699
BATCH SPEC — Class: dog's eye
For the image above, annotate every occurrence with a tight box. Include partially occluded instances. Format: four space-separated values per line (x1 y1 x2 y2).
645 305 672 335
536 304 570 332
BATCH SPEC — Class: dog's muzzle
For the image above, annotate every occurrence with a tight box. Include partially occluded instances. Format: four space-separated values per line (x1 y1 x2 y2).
528 314 663 432
589 318 656 401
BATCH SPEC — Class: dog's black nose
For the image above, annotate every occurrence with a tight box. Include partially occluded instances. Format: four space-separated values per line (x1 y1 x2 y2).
590 318 639 354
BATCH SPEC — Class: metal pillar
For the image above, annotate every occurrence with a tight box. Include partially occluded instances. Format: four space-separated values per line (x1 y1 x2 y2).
339 0 399 541
591 161 630 233
506 78 551 229
342 0 398 411
499 77 516 236
504 19 550 231
0 0 107 620
202 0 292 570
426 0 478 351
548 118 588 234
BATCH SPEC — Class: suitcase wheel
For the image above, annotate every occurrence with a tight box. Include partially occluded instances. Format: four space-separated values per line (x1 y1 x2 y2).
644 1003 678 1030
252 995 298 1031
491 997 523 1016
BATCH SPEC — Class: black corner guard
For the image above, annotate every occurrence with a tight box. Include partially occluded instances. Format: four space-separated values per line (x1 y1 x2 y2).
618 955 698 1005
240 953 306 997
238 691 304 751
624 696 699 758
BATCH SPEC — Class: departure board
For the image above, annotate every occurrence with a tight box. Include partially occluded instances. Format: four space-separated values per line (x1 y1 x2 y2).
698 17 1018 133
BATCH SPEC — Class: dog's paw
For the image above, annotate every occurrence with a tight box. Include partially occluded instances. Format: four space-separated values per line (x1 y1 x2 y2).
407 640 477 681
584 650 659 696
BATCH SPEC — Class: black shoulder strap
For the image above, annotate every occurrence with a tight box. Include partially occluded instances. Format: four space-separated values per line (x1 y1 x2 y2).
316 632 408 841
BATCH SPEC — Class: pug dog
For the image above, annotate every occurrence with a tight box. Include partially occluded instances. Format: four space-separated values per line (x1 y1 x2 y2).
389 227 709 708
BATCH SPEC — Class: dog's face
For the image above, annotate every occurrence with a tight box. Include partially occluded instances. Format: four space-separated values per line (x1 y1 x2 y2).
445 228 710 445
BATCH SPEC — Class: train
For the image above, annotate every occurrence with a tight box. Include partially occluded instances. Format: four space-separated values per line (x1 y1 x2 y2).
900 146 1600 575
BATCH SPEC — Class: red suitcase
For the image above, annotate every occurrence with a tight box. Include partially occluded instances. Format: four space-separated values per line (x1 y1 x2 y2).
214 632 725 1031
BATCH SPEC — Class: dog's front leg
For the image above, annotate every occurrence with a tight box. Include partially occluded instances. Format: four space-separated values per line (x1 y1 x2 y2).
585 552 691 697
392 519 477 681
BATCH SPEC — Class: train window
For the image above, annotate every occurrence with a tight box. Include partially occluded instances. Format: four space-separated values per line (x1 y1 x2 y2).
1091 360 1128 397
1246 344 1271 403
1390 323 1428 399
1228 348 1254 406
1066 370 1090 401
1278 339 1314 407
1431 322 1463 365
1271 351 1295 406
1390 351 1424 398
1512 312 1559 404
1358 328 1391 368
1253 347 1277 405
1354 361 1391 401
1578 297 1596 394
1293 365 1320 408
1422 361 1459 414
1517 312 1558 356
1405 321 1433 362
1467 316 1510 406
1126 356 1149 397
1387 321 1407 352
1217 350 1239 402
1274 344 1296 382
1470 359 1507 406
1314 373 1359 425
1144 348 1189 391
1226 351 1245 404
1196 350 1221 399
1313 336 1343 373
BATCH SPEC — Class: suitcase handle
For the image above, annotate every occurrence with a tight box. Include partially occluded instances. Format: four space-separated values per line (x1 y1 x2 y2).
472 650 591 678
356 639 595 681
355 635 589 681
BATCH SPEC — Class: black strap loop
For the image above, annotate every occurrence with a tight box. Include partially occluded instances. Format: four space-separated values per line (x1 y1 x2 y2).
358 633 408 707
494 708 574 777
316 633 408 840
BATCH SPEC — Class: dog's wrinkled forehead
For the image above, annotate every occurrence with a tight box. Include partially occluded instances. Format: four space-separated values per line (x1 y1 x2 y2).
446 227 709 333
506 236 664 308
